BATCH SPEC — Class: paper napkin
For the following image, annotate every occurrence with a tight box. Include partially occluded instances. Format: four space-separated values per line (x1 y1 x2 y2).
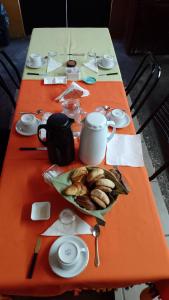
83 59 98 73
106 134 144 167
47 57 62 73
55 81 90 102
41 213 92 236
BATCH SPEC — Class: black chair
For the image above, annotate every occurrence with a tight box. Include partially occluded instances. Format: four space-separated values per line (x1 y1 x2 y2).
0 50 21 174
0 50 21 108
137 92 169 181
125 52 161 118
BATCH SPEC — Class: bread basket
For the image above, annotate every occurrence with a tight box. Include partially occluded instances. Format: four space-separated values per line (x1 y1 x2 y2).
50 166 130 223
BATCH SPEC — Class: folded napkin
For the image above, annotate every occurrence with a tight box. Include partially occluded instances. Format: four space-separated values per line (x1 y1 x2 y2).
83 59 98 73
47 57 62 73
106 134 144 167
55 81 90 102
41 212 92 236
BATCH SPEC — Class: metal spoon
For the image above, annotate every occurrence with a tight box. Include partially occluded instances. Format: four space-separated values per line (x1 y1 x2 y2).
92 224 100 267
19 109 44 115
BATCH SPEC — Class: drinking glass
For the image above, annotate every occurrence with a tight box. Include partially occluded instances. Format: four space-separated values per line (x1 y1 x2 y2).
61 99 86 138
87 49 96 64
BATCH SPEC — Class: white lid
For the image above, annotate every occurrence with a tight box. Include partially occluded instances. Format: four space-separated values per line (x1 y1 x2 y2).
85 112 107 130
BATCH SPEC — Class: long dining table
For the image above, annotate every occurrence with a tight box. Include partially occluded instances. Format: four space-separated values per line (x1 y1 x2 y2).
0 28 169 297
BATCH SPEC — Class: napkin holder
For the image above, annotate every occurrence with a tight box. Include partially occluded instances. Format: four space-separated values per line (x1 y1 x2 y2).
65 67 80 81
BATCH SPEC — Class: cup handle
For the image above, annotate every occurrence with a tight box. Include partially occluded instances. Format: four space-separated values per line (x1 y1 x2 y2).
107 121 116 143
38 124 47 146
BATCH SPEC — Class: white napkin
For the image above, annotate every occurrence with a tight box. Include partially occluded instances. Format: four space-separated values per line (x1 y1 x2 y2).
55 81 90 102
106 134 144 167
44 76 67 85
41 214 92 236
47 57 62 73
83 59 98 73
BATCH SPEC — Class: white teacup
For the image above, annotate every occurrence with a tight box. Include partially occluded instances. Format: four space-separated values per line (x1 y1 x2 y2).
20 114 37 133
110 109 125 124
29 53 43 67
57 241 80 270
101 55 114 68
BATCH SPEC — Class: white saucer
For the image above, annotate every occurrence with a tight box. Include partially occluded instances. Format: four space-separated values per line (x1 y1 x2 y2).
107 112 130 128
26 57 46 69
15 119 41 136
49 236 89 278
98 61 114 70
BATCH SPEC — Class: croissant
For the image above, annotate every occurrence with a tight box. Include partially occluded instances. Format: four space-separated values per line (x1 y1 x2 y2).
71 167 88 182
63 182 87 196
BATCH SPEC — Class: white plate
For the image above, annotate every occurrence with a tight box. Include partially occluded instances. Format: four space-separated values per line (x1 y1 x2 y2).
26 57 46 69
15 118 41 136
31 202 51 220
44 76 67 85
49 236 89 278
107 112 130 128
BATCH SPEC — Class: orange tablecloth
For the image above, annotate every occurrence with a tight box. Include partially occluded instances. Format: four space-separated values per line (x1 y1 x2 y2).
0 80 169 296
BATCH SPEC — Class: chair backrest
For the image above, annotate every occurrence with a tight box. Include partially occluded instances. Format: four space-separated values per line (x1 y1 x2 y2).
0 50 21 108
125 52 161 118
137 92 169 181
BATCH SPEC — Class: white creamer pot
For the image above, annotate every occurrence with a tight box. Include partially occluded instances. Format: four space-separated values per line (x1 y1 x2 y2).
79 112 116 165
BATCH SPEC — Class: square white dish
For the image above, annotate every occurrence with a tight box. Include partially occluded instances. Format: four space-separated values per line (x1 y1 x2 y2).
44 76 67 85
31 201 51 220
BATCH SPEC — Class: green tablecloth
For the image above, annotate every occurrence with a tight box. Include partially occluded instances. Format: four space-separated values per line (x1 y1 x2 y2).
23 28 122 82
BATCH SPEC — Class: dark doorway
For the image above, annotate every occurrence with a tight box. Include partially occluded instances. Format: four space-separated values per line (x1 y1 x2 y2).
19 0 112 35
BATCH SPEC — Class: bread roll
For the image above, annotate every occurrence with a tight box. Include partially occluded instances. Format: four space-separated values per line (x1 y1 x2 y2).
63 182 87 196
91 189 110 205
71 167 88 182
90 196 107 209
95 178 115 189
76 195 97 210
96 185 112 193
87 168 104 183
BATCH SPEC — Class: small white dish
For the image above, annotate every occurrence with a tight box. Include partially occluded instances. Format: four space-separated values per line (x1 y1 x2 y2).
31 201 51 220
49 235 89 278
107 111 130 128
44 76 67 85
26 57 46 69
15 118 41 136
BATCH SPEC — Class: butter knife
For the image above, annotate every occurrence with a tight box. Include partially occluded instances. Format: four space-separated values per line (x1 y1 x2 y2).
68 53 85 56
27 237 41 279
27 72 47 76
98 72 118 76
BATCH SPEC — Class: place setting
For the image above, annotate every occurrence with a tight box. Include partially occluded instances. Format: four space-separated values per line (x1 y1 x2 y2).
15 113 41 136
29 205 91 278
29 202 91 279
26 53 47 69
95 106 131 129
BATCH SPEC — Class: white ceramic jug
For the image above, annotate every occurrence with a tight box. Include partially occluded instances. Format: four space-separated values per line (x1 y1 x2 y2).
79 112 115 165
